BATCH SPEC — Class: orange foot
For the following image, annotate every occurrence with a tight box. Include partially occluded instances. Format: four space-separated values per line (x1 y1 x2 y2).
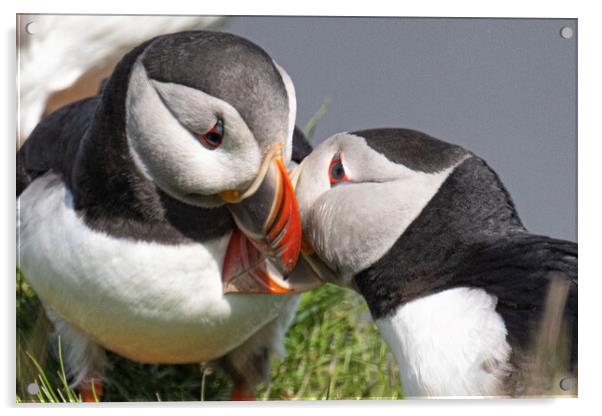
79 378 103 402
230 383 255 401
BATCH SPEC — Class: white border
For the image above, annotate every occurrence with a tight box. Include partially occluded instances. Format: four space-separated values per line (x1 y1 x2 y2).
3 1 600 415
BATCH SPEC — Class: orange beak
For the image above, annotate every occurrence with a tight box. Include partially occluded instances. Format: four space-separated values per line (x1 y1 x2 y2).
222 228 326 294
221 146 302 292
221 153 325 295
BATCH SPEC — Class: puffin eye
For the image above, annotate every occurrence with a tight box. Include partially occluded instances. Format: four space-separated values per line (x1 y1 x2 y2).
199 118 224 149
328 152 349 186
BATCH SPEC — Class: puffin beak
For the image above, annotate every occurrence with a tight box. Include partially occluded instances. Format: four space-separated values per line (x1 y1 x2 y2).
298 240 339 283
221 229 325 294
221 153 325 295
220 144 302 293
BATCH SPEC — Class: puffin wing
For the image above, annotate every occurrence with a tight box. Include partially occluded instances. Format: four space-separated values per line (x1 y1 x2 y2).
456 234 577 368
18 97 99 196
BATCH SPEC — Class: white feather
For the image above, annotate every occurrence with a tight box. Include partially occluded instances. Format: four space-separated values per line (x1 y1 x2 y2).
273 62 297 164
376 287 512 397
18 173 298 365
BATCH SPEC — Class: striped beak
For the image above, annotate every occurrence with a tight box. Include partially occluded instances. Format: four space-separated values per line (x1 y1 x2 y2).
221 154 325 295
222 229 324 294
221 144 302 292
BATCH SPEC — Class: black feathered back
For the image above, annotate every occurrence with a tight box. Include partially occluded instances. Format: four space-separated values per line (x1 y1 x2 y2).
17 97 99 197
454 234 577 369
354 155 577 369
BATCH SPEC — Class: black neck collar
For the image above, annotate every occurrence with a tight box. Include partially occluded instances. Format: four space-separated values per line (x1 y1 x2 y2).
354 156 527 318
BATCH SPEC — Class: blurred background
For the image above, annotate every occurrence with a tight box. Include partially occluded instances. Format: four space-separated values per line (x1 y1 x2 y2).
16 15 577 402
225 17 577 242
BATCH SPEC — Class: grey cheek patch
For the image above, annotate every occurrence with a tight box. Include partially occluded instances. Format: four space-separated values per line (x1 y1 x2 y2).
124 59 262 206
151 80 221 134
296 132 468 280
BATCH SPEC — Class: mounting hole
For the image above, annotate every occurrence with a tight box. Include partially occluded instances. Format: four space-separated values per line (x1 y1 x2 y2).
25 22 38 35
26 382 40 395
560 26 573 40
559 377 573 391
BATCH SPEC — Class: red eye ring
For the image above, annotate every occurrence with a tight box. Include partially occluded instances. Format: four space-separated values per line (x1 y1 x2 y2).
328 152 349 186
199 118 224 149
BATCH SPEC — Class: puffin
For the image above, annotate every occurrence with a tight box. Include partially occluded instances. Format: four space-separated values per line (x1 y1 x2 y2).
17 31 306 401
289 128 577 397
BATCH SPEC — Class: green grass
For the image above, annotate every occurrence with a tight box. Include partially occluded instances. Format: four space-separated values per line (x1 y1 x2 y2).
16 270 404 402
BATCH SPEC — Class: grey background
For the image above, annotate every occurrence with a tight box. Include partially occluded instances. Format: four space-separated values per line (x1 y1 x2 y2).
225 17 577 241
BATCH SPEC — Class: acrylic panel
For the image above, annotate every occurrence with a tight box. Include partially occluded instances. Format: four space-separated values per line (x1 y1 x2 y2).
16 14 577 402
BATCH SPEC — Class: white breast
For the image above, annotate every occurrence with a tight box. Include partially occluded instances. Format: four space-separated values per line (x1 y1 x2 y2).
376 287 512 397
17 173 296 364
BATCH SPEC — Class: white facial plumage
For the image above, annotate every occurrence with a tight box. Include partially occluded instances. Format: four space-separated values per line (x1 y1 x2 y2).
295 132 466 286
125 57 296 208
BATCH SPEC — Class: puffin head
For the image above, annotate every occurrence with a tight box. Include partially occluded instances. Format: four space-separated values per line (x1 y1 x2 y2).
124 31 301 278
293 128 470 289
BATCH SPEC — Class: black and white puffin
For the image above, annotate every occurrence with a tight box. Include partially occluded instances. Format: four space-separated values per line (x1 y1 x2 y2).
17 31 307 401
290 128 577 397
